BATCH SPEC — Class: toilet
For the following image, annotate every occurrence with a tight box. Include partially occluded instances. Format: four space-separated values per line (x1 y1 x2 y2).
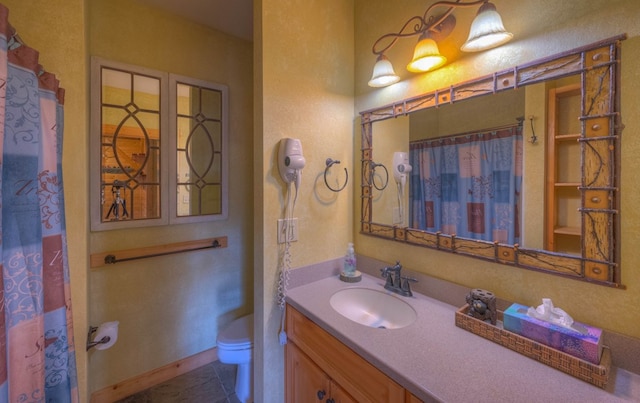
217 314 254 402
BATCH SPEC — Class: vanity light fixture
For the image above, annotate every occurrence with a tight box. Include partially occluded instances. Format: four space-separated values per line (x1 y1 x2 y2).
368 0 513 87
368 54 401 87
406 30 447 73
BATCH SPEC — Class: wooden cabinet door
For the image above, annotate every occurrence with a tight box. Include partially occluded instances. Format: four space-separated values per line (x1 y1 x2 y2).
287 305 406 402
286 341 331 403
406 391 424 403
329 381 358 403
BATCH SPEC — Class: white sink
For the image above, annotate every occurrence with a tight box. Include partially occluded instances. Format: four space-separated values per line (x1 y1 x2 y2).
329 287 417 329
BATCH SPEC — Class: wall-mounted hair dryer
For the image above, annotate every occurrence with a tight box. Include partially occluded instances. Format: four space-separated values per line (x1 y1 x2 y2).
393 151 412 190
393 151 412 226
278 138 306 190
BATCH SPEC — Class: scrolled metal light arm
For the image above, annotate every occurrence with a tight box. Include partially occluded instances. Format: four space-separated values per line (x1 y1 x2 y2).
371 0 490 57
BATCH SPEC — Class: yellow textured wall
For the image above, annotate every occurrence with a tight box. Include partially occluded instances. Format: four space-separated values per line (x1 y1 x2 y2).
1 0 89 400
255 0 354 401
355 0 640 339
88 0 253 393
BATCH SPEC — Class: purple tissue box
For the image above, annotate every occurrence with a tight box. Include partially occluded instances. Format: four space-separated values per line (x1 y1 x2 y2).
503 303 603 364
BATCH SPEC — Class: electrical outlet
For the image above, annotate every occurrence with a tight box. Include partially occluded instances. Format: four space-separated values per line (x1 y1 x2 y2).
277 218 298 243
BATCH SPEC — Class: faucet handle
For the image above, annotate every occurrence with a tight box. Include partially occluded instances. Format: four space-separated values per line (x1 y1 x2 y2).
400 276 417 296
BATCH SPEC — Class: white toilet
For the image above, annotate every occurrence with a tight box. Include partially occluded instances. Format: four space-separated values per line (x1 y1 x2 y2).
217 314 254 403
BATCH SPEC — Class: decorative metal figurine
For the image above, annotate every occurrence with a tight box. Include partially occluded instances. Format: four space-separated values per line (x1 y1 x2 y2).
466 288 497 325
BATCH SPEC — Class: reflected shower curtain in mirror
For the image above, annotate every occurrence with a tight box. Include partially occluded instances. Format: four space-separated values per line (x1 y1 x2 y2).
0 7 79 403
409 125 522 245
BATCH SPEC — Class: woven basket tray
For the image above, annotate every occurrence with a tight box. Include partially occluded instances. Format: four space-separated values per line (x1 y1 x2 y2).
455 304 610 388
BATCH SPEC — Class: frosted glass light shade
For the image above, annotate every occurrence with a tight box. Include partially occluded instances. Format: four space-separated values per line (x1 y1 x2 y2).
407 36 447 73
461 2 513 52
368 55 400 87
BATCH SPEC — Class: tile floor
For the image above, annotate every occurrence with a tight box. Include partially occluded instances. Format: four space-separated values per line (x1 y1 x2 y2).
115 361 242 403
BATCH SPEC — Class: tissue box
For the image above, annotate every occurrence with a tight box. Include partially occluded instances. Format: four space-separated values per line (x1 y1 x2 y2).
503 303 603 364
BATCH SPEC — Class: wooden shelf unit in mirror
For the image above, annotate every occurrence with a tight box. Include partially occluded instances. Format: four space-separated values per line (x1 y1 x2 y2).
546 83 582 255
360 35 625 287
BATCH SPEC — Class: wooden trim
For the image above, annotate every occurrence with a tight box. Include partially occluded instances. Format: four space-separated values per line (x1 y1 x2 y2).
90 236 227 268
90 347 218 403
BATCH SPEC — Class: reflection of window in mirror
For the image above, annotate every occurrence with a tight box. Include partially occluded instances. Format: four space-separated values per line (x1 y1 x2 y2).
90 58 228 231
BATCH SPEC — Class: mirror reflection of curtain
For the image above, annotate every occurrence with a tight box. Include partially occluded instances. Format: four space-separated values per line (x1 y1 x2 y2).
409 125 523 244
0 8 78 401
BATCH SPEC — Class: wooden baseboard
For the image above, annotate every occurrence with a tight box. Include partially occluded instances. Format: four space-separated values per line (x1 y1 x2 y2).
90 348 218 403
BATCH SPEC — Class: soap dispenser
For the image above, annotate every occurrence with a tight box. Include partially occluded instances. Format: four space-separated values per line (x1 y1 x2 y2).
340 242 361 282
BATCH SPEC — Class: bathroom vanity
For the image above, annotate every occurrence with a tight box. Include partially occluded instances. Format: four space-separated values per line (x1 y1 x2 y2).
286 305 419 402
285 272 640 402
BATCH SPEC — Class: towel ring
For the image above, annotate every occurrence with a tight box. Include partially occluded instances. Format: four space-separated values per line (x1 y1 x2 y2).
369 161 389 191
324 158 348 192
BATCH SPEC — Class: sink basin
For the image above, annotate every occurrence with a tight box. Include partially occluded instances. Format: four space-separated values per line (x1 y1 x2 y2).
329 287 417 329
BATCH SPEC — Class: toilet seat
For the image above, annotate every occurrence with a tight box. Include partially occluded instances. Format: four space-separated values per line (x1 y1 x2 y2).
218 314 253 350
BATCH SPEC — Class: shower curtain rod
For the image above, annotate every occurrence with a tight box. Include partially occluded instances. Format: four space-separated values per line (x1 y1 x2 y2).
410 117 524 144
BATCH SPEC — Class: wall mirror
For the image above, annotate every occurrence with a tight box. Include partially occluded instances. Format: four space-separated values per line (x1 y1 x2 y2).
360 35 625 287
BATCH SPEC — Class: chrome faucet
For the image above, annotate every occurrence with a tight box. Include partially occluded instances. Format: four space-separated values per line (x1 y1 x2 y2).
380 261 417 297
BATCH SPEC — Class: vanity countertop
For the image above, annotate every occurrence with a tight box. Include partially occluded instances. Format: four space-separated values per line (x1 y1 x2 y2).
286 273 640 402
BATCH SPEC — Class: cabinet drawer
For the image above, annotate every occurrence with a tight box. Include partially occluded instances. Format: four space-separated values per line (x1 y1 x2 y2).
287 305 406 403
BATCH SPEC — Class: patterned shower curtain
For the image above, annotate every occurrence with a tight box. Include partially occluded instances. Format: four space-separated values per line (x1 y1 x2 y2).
409 124 523 245
0 5 78 403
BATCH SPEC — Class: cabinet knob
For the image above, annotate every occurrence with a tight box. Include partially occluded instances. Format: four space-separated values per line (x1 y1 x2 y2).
317 390 326 400
326 399 335 403
591 196 601 203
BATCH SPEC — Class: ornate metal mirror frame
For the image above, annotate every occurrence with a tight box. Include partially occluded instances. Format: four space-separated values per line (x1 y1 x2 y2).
360 35 626 288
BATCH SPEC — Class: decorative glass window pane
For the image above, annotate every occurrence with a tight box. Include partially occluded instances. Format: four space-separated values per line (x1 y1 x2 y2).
170 75 228 224
100 67 162 221
91 58 168 231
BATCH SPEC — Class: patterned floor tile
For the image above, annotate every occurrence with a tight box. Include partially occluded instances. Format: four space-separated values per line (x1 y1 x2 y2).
115 361 239 403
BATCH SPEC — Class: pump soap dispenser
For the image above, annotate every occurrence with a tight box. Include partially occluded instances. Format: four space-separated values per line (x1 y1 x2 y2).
340 242 361 283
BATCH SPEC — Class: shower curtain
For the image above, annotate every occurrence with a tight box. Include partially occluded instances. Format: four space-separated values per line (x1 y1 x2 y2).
0 5 78 403
409 124 522 245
